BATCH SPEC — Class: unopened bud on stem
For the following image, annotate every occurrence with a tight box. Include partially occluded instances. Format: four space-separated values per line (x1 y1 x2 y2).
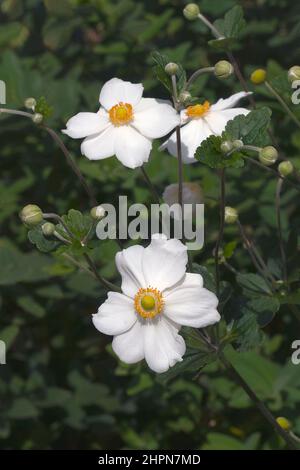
24 97 36 110
20 204 43 227
232 139 244 149
183 3 200 20
32 113 43 124
220 140 233 154
278 160 294 177
179 91 192 104
259 146 278 166
164 62 179 76
250 68 267 85
42 222 55 236
224 206 238 224
214 60 233 79
288 66 300 83
276 417 292 431
90 205 106 220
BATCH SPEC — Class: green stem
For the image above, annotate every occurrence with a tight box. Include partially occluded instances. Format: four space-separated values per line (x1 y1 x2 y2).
265 81 300 130
43 212 74 239
215 169 226 296
83 254 121 292
275 178 288 283
140 166 161 205
185 67 214 90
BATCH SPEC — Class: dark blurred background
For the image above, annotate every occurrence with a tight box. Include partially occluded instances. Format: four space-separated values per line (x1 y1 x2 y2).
1 0 300 450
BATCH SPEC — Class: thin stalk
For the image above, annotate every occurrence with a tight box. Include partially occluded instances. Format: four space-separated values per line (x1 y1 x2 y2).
198 13 221 38
275 178 288 283
265 81 300 131
215 169 226 296
140 166 161 205
185 67 214 90
53 230 71 244
237 219 275 286
218 351 298 450
43 212 74 239
242 154 300 193
0 107 96 205
83 253 121 292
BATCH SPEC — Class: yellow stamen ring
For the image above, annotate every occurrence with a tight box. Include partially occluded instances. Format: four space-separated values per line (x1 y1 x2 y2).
186 100 210 119
109 102 133 125
134 287 164 319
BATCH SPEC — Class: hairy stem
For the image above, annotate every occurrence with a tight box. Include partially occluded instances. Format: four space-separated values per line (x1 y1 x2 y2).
275 178 288 283
215 169 226 295
265 81 300 130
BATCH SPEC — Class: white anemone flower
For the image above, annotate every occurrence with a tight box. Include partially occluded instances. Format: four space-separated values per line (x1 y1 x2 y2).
62 78 180 169
161 91 251 164
92 235 220 373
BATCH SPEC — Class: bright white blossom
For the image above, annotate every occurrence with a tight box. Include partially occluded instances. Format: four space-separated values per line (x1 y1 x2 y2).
62 78 180 169
92 235 220 373
161 91 251 164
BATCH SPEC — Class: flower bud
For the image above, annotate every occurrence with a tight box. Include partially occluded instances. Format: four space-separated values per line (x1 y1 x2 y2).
276 417 292 431
32 112 43 124
232 139 244 149
183 3 200 20
250 68 267 85
259 146 278 166
179 91 192 104
42 222 55 236
90 205 106 220
214 60 233 79
288 66 300 83
278 160 294 177
220 140 233 154
163 182 203 220
164 62 179 76
20 204 43 227
24 97 36 110
224 206 238 224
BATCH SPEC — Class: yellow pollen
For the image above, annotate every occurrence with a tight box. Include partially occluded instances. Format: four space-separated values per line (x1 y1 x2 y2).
109 102 133 125
186 100 210 119
134 287 164 319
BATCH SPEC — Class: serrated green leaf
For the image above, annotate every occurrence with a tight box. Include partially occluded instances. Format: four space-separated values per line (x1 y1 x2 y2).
152 50 186 95
195 135 244 169
28 225 58 253
213 6 246 40
224 107 272 147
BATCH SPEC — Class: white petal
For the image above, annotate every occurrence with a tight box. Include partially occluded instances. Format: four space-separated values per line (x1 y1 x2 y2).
99 78 143 110
164 273 220 328
114 126 152 169
115 245 146 298
143 317 186 373
204 111 229 134
92 292 136 335
62 109 109 139
112 321 144 364
133 98 180 139
162 119 213 164
211 91 252 111
218 108 250 120
142 236 187 291
81 125 115 160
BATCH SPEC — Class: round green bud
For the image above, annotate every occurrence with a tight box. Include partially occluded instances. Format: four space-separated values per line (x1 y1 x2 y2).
220 140 233 154
179 91 192 104
42 222 55 237
232 139 244 149
288 66 300 83
183 3 200 21
24 97 36 110
278 160 294 177
250 68 267 85
90 205 106 220
224 206 238 224
20 204 43 227
164 62 179 76
214 60 234 79
259 146 278 166
276 417 292 431
32 113 43 124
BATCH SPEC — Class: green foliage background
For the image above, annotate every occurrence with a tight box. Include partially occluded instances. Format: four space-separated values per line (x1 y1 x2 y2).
1 0 300 450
